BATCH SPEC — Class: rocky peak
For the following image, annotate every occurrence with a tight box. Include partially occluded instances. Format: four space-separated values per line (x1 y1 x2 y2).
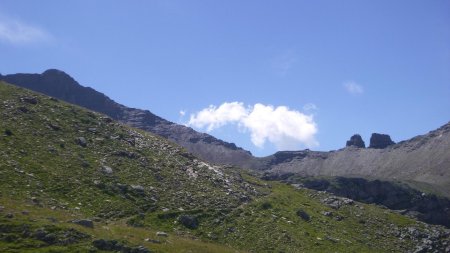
369 133 395 149
42 69 71 77
346 134 365 148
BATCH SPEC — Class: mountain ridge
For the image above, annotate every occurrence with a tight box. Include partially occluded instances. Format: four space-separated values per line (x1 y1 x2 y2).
0 69 253 166
2 69 449 201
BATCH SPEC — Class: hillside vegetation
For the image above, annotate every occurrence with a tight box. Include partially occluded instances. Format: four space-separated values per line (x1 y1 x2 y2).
1 81 449 252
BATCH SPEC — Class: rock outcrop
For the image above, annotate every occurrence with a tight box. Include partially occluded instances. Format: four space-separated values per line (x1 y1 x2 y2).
258 121 450 200
346 134 365 148
284 176 450 227
369 133 395 149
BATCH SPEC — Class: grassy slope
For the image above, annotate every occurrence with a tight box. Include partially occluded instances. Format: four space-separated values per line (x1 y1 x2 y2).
0 81 447 252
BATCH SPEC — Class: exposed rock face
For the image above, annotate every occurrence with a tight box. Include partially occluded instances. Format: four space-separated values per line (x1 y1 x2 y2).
258 122 450 200
284 176 450 227
346 134 365 148
1 70 253 166
369 133 395 149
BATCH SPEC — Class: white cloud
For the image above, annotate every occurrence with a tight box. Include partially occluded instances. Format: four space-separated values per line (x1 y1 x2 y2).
188 102 318 150
343 81 364 95
179 110 186 116
0 16 51 44
187 102 248 131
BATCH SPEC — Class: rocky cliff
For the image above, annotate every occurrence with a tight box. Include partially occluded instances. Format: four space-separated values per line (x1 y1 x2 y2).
257 123 450 198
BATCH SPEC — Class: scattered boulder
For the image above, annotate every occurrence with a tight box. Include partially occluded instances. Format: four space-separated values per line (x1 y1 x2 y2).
145 238 161 244
260 201 272 210
92 239 151 252
131 185 144 191
92 239 119 251
321 211 333 217
178 215 199 229
72 219 94 228
156 231 168 237
369 133 395 149
20 96 38 104
48 123 61 131
4 129 13 136
346 134 365 148
101 166 113 175
321 196 354 209
296 209 311 221
75 137 87 147
18 106 29 113
113 150 137 159
33 229 56 244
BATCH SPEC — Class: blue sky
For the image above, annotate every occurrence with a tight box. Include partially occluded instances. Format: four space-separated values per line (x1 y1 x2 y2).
1 1 449 156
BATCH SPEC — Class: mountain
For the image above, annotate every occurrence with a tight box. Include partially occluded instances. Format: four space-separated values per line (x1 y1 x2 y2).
2 69 450 228
3 81 449 252
0 69 254 166
257 125 450 197
255 128 450 227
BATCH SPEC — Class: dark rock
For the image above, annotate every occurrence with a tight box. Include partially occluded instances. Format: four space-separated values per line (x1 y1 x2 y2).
178 215 199 229
20 96 38 104
4 129 13 136
33 228 58 244
92 239 120 251
346 134 365 148
369 133 395 149
2 234 19 242
296 209 310 221
5 213 13 218
72 219 94 228
18 106 29 113
75 137 87 147
48 123 61 131
260 201 272 210
31 197 39 204
33 229 50 241
292 176 450 228
113 150 138 159
92 239 151 252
